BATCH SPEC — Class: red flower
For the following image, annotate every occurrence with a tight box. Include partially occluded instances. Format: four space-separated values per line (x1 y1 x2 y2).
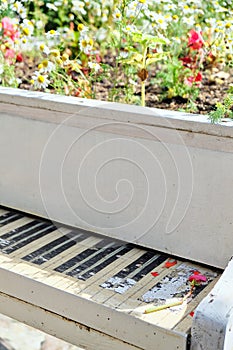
188 30 204 50
184 72 202 86
16 53 23 62
195 71 202 82
180 56 192 66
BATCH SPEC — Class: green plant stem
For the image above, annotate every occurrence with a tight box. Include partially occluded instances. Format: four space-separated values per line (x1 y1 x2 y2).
141 45 148 107
141 80 145 107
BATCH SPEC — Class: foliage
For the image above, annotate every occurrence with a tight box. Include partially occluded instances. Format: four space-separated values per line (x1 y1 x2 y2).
208 93 233 123
1 0 233 117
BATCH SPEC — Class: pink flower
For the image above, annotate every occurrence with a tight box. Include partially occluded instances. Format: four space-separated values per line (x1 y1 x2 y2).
188 30 204 50
4 48 15 59
184 72 202 86
95 53 102 63
1 17 19 42
185 76 195 86
189 274 207 283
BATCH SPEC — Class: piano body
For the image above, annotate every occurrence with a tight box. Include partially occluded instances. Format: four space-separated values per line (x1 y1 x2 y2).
0 87 232 350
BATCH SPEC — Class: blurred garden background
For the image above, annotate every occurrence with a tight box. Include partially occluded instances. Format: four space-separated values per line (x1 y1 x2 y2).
1 0 233 121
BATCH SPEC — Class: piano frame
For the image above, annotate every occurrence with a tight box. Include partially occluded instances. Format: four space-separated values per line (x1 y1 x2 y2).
0 87 233 350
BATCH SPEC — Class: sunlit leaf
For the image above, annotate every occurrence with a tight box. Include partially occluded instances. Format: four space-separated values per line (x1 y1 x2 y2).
146 53 167 66
119 53 143 65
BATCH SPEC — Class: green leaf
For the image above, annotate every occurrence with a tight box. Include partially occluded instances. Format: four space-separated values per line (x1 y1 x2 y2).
146 53 167 66
144 35 167 45
119 53 143 65
132 33 143 42
132 32 167 46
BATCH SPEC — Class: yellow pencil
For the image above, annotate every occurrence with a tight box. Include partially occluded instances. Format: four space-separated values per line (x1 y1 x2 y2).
144 289 193 314
144 300 183 314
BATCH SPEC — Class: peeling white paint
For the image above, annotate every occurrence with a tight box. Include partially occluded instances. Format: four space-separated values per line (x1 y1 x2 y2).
101 277 136 294
141 264 217 303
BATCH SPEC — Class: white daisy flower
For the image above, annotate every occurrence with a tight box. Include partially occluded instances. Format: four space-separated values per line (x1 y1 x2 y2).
72 0 86 15
45 29 60 39
39 60 56 73
38 43 50 55
183 16 195 26
12 1 27 18
88 62 101 72
20 19 34 36
46 3 58 11
32 71 50 90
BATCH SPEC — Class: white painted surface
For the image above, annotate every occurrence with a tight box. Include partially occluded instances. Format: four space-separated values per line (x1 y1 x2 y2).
1 87 233 134
0 292 140 350
0 88 233 268
0 266 187 350
223 311 233 350
191 258 233 350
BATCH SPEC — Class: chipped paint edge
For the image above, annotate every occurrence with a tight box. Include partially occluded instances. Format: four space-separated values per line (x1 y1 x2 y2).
191 257 233 350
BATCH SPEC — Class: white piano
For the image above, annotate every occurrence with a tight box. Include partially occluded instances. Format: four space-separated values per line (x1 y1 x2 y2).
0 88 232 350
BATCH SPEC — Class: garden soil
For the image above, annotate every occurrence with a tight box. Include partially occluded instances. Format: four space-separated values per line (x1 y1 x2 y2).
15 55 233 116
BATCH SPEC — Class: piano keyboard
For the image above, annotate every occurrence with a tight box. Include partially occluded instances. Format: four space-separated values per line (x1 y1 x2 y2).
0 206 221 350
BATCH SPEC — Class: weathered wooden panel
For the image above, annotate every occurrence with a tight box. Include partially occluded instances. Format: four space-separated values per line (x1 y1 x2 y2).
0 292 141 350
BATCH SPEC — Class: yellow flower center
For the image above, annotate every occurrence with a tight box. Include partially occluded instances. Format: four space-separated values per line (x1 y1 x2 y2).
22 27 30 36
62 53 69 61
50 49 60 57
81 40 87 47
42 60 49 67
78 23 84 31
38 75 45 83
55 58 63 65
